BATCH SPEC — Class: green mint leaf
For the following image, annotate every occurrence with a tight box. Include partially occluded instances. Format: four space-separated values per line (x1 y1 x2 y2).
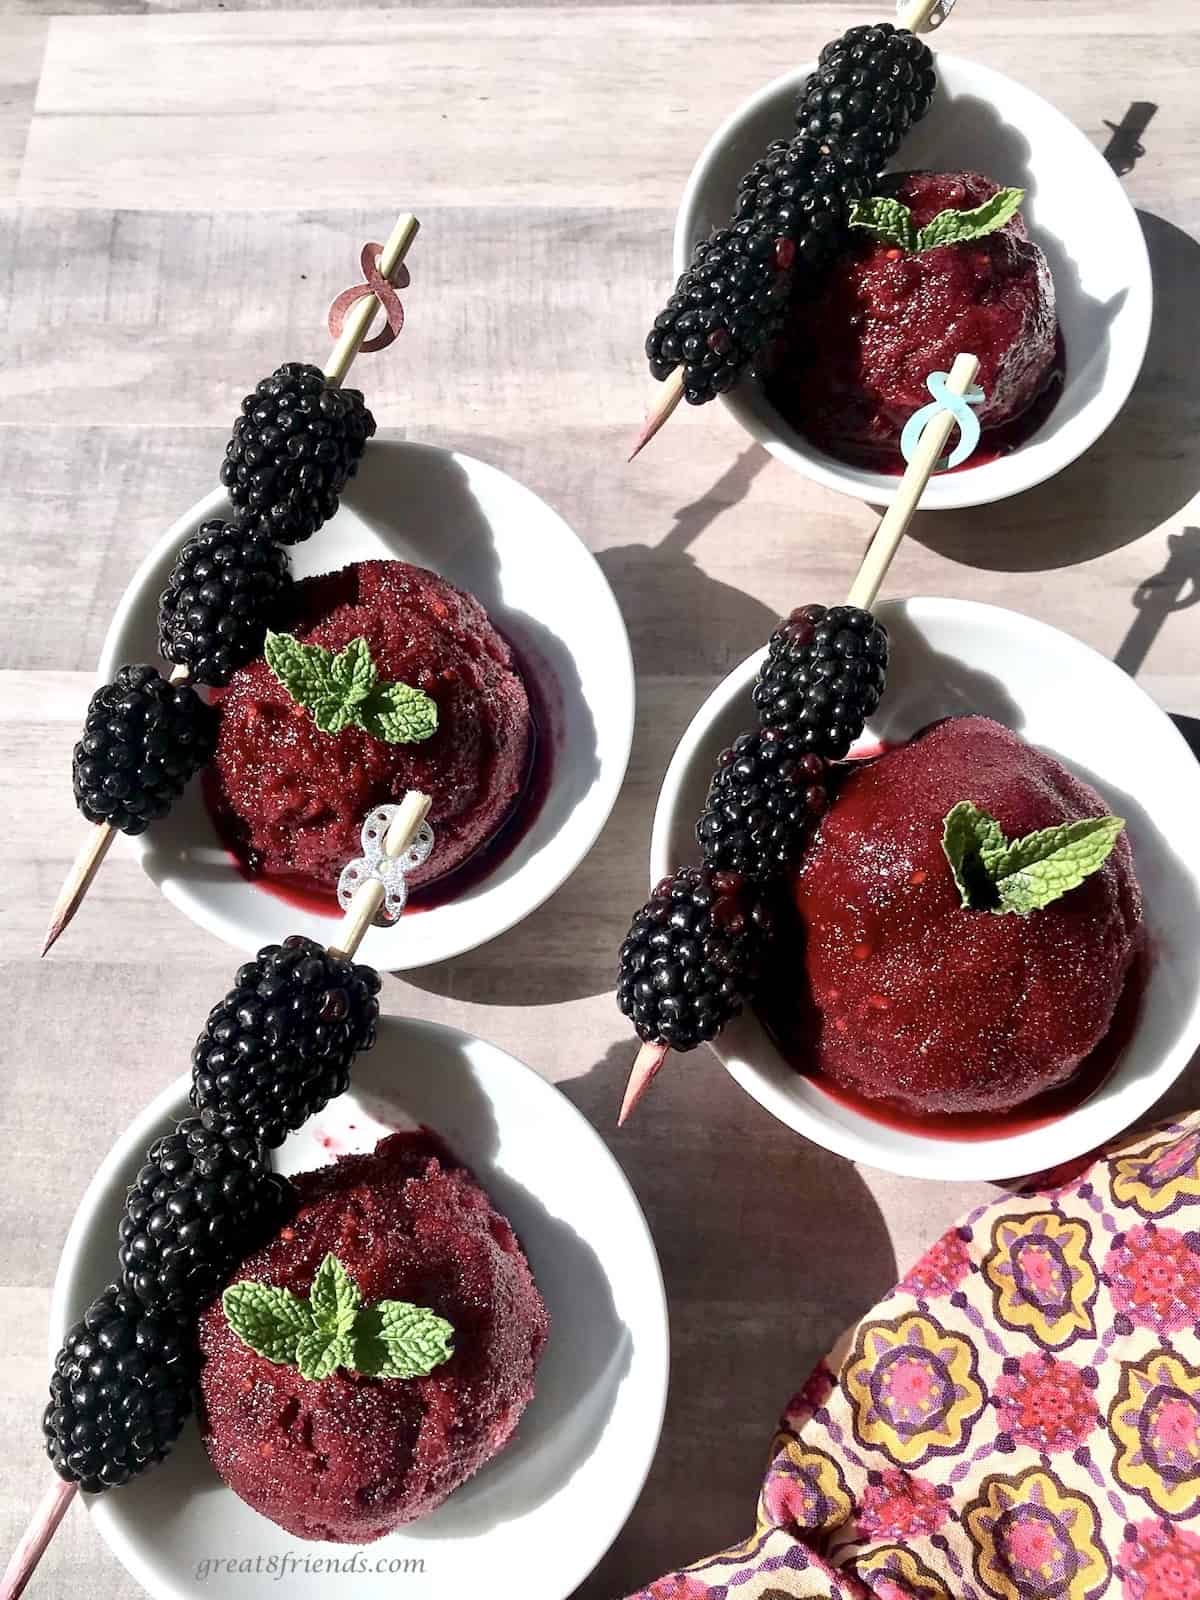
992 816 1126 916
916 186 1025 252
329 637 377 710
352 1301 455 1379
941 801 1007 910
358 681 439 746
295 1328 356 1382
309 1253 362 1337
848 196 918 252
223 1281 316 1365
264 630 337 710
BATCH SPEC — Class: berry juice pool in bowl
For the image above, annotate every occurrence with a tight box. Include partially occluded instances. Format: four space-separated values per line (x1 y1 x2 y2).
648 599 1200 1181
98 442 634 969
671 52 1151 509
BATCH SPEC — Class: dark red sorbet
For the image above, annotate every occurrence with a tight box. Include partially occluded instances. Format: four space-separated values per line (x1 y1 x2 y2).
197 1131 550 1543
766 716 1142 1117
204 560 531 898
764 171 1061 469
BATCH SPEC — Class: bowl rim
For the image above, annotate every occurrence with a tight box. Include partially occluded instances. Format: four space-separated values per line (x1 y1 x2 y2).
649 596 1200 1180
96 440 637 969
673 51 1154 511
50 1015 671 1600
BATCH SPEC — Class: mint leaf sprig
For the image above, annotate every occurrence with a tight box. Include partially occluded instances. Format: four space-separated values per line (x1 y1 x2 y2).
264 631 438 746
849 187 1025 254
223 1252 454 1382
941 800 1125 916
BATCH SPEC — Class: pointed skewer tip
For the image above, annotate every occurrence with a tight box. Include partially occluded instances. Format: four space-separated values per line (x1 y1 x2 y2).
618 1041 670 1127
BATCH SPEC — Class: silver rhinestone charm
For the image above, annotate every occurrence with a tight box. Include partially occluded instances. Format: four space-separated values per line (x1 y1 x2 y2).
336 804 436 925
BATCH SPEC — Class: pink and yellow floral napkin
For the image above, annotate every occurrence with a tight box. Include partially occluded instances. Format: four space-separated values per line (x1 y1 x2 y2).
628 1114 1200 1600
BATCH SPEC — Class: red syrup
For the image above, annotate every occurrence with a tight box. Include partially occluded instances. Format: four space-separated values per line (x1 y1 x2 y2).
759 937 1148 1143
201 639 555 920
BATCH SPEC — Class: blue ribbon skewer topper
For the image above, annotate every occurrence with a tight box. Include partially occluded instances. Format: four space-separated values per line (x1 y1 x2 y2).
899 369 986 471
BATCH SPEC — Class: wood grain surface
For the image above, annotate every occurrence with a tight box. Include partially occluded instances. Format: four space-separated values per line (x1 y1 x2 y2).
1 3 1198 1597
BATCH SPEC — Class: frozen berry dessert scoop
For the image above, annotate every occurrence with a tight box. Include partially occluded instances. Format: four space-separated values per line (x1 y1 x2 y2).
205 559 533 903
197 1131 549 1542
767 172 1060 466
777 716 1141 1115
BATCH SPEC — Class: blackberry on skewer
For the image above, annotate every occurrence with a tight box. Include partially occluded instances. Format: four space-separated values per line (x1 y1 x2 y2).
191 936 381 1150
617 866 775 1122
43 215 420 957
158 521 292 688
696 730 828 880
11 796 431 1600
631 7 940 457
753 604 889 758
72 666 217 835
220 363 375 546
796 23 936 177
617 355 980 1122
43 1286 195 1494
118 1112 293 1316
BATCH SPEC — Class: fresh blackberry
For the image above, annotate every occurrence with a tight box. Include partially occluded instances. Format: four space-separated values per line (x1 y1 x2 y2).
616 866 774 1050
191 936 381 1148
796 23 937 177
158 520 292 687
646 225 789 403
118 1111 293 1315
752 604 888 758
220 363 375 546
43 1285 194 1492
72 665 218 835
734 138 868 267
697 729 829 880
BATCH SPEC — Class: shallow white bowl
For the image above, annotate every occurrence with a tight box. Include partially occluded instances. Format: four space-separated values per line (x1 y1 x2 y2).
51 1017 669 1600
675 53 1152 509
651 598 1200 1181
99 441 634 968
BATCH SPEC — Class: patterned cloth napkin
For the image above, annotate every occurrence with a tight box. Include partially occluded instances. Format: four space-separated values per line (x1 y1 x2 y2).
627 1113 1200 1600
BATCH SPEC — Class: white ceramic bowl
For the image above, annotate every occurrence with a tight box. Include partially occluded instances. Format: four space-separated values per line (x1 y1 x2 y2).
651 598 1200 1181
51 1017 669 1600
675 54 1152 509
100 442 634 968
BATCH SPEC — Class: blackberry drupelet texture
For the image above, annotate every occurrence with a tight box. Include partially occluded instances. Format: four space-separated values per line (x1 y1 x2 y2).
118 1112 293 1315
696 729 828 880
796 23 937 177
645 145 869 406
158 520 292 688
72 664 218 835
616 866 774 1051
646 226 792 404
734 139 868 262
190 936 381 1149
752 604 888 758
44 1285 194 1492
220 363 375 546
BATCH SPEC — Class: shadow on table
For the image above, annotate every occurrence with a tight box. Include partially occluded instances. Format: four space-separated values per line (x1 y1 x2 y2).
567 1040 898 1600
1113 527 1200 677
909 210 1200 572
405 443 780 1008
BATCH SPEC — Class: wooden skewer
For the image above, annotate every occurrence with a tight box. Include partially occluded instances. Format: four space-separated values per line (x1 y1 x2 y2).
619 352 980 1125
9 789 432 1599
328 789 431 962
42 217 421 958
629 0 950 461
628 367 685 462
0 1480 76 1600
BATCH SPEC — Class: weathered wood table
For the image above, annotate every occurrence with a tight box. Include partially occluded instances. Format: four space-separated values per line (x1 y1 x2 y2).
2 3 1198 1595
